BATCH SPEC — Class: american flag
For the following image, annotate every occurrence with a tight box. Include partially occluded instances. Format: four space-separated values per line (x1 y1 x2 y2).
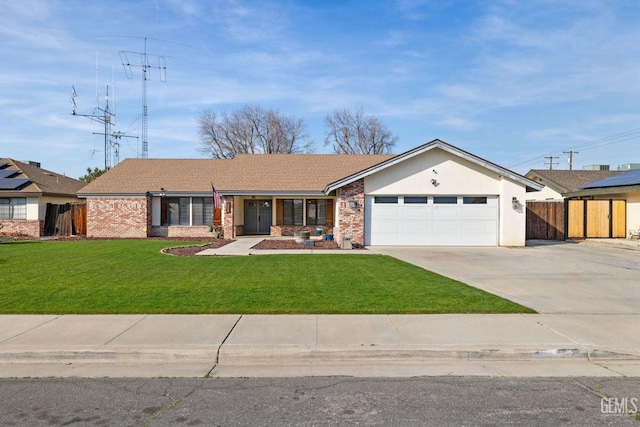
211 182 222 209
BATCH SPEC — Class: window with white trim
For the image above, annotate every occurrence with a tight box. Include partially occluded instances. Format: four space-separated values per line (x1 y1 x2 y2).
0 198 26 219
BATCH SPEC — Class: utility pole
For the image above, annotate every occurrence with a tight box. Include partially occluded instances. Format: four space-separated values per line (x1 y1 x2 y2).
544 155 559 170
563 150 579 170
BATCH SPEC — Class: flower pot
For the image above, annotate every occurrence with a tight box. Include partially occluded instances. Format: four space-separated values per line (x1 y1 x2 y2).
326 234 333 241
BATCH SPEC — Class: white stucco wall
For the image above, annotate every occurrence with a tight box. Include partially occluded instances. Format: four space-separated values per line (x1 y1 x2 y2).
37 196 81 220
499 179 527 246
363 147 529 246
627 193 640 232
365 148 501 195
525 185 562 201
26 197 39 220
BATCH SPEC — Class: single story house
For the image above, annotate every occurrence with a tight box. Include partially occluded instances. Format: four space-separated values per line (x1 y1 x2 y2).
524 168 640 239
564 169 640 235
0 158 86 237
77 139 543 246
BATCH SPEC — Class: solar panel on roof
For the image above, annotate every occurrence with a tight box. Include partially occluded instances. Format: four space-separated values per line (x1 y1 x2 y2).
0 170 19 179
0 162 7 168
0 178 30 190
582 169 640 189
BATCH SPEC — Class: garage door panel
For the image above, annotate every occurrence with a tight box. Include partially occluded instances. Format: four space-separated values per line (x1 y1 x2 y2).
402 206 429 219
366 195 498 246
433 207 460 218
462 207 496 219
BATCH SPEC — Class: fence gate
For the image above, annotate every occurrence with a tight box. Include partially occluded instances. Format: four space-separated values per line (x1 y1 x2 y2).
567 199 626 238
526 201 565 240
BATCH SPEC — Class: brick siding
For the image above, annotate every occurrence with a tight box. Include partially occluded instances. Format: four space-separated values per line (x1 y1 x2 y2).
270 225 333 236
0 219 42 238
86 197 150 238
149 226 215 238
335 179 365 246
222 196 234 239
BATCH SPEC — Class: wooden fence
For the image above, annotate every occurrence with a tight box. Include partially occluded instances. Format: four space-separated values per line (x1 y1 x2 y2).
526 201 565 240
567 199 626 238
43 202 86 236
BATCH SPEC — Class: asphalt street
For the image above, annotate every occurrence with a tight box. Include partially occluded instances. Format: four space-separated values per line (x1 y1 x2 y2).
1 377 639 426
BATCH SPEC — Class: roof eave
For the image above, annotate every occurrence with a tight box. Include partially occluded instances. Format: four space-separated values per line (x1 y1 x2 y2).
565 184 640 198
524 172 569 193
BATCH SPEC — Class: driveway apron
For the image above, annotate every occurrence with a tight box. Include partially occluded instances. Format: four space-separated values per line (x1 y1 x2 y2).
371 242 640 314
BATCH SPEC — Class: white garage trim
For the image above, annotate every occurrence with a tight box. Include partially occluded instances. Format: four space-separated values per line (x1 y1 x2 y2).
365 195 499 246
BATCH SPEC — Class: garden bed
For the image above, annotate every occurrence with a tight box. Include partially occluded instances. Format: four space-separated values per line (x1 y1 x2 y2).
252 239 341 250
163 239 231 256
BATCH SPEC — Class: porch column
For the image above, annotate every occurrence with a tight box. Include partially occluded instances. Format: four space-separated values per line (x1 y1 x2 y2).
222 196 234 239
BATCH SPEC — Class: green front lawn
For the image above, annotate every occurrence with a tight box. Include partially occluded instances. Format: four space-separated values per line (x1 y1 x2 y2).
0 240 535 314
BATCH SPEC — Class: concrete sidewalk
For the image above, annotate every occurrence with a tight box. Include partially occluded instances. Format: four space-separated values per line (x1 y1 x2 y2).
1 314 639 378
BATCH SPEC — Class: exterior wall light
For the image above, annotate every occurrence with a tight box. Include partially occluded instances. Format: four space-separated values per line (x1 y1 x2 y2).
348 197 358 209
512 196 520 210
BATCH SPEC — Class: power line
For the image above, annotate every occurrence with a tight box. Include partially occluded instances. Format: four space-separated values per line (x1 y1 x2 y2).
509 127 640 170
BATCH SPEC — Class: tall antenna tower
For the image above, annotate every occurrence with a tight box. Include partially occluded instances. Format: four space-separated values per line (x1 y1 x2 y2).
118 37 168 159
71 84 135 169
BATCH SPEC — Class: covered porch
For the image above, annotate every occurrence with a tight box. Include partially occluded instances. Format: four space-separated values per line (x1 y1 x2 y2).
224 195 336 239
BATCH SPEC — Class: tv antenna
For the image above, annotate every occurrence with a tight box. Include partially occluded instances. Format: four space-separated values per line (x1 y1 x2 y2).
118 36 172 159
71 83 137 169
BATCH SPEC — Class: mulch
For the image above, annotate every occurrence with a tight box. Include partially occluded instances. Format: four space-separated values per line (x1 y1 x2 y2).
163 240 231 256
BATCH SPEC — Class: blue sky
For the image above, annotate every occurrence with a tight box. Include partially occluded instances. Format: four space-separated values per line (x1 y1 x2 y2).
2 0 640 179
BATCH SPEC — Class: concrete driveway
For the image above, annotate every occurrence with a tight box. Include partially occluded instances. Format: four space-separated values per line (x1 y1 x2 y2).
371 241 640 314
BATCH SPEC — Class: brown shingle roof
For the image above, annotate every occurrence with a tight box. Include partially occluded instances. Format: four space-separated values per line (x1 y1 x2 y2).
526 169 624 193
78 154 395 195
0 158 86 196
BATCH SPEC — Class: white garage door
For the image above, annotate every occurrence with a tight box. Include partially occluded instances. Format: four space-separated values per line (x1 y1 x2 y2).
364 195 498 246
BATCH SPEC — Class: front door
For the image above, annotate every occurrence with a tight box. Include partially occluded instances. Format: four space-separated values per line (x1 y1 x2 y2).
244 200 272 234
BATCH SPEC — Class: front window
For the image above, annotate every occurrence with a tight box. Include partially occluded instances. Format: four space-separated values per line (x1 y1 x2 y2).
192 197 213 226
0 198 26 219
283 199 303 225
306 199 326 225
168 197 190 225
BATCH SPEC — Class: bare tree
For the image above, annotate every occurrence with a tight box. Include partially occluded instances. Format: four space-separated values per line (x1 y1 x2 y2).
324 107 398 154
198 105 313 158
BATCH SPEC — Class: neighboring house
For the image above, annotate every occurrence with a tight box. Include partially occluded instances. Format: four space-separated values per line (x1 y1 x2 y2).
77 139 543 246
0 159 86 237
524 169 623 201
565 169 640 235
524 169 640 239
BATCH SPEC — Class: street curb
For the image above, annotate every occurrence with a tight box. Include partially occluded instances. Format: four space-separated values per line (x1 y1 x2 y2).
217 347 640 364
0 349 218 364
1 347 638 366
